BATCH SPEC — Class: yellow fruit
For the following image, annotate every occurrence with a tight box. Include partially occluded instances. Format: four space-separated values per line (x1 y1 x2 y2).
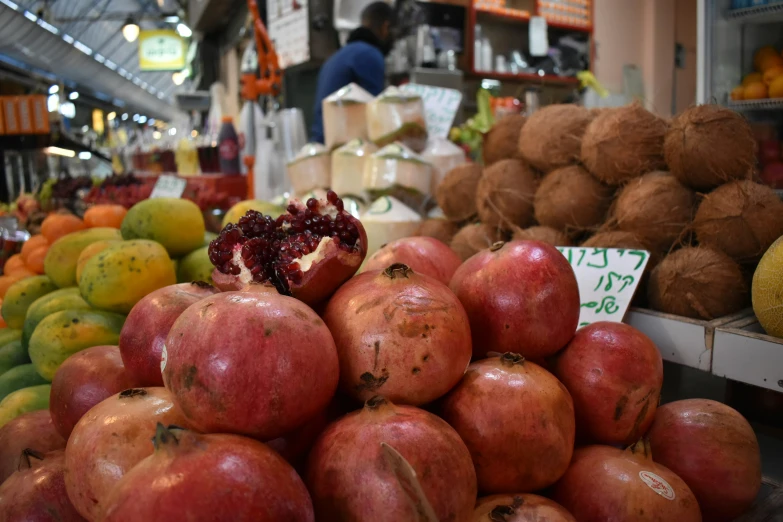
753 236 783 337
79 240 176 313
121 198 205 257
44 228 123 288
730 86 745 100
743 72 763 86
754 46 779 70
75 240 120 284
769 76 783 98
1 276 58 330
221 200 285 228
744 81 768 100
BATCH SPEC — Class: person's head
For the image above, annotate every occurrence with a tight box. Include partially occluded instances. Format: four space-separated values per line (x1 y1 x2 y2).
361 1 394 44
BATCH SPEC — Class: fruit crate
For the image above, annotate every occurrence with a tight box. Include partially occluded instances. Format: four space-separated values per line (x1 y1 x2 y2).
713 315 783 393
624 308 752 372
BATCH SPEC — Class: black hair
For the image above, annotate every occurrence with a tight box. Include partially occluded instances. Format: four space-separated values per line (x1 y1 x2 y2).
361 1 394 30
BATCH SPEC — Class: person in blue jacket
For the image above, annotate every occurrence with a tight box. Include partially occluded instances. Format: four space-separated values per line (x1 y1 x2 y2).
311 2 395 143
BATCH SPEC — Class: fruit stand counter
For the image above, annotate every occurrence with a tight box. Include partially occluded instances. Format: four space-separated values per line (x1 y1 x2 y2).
134 173 248 200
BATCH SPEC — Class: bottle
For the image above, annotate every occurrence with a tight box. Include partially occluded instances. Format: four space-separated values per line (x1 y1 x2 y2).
218 116 241 175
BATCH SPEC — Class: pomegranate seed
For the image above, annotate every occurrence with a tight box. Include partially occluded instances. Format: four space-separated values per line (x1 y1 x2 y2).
306 198 318 210
335 198 344 211
327 190 338 203
287 204 299 214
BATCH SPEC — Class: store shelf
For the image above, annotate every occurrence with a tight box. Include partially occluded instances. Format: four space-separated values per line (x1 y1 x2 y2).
728 98 783 111
713 316 783 393
727 2 783 24
475 6 591 32
466 70 579 85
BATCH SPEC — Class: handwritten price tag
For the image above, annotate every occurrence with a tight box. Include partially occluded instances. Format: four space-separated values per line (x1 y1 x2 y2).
556 247 650 328
400 83 462 140
150 175 187 199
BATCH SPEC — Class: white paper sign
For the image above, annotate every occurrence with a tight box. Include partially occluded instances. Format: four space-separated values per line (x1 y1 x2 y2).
556 247 650 328
400 83 462 140
150 175 187 199
267 0 310 68
529 16 549 57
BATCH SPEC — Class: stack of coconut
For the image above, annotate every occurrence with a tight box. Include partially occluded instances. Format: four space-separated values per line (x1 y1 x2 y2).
424 102 783 321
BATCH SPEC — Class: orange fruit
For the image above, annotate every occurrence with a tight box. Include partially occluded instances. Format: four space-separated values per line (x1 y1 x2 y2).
83 205 128 229
744 81 768 100
730 86 745 100
41 214 86 244
763 66 783 85
0 272 29 298
4 254 25 275
20 235 48 262
25 245 48 275
759 54 783 73
754 46 779 70
769 76 783 98
743 72 763 86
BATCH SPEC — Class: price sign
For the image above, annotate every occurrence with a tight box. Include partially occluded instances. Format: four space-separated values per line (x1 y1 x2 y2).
150 175 187 199
557 247 650 328
400 84 462 140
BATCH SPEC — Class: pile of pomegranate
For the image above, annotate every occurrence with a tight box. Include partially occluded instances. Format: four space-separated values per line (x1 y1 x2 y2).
0 191 764 522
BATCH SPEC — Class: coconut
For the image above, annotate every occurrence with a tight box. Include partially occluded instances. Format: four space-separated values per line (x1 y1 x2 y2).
418 219 459 245
483 114 526 166
648 247 748 320
518 104 592 171
581 103 668 185
692 180 783 264
534 165 614 235
612 171 695 252
475 159 538 230
512 226 572 247
436 164 483 222
450 223 503 261
664 104 756 191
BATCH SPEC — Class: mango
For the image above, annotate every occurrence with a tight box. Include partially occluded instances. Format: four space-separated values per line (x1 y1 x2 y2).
79 240 176 314
1 276 58 329
0 364 49 401
29 309 125 380
203 231 217 247
0 340 29 376
76 239 121 284
177 246 214 284
222 200 284 228
121 198 205 257
0 329 22 348
22 287 91 350
0 384 51 427
44 227 123 288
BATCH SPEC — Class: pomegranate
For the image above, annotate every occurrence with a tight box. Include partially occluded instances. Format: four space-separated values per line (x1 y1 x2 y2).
449 240 579 359
101 425 314 522
0 450 85 522
647 399 761 522
552 321 663 445
64 387 192 521
759 138 780 165
208 190 367 304
323 263 472 405
163 290 339 439
49 345 136 439
441 353 574 493
265 407 329 470
119 282 218 386
761 161 783 189
552 441 702 522
473 494 576 522
0 410 65 484
306 396 477 521
362 236 463 285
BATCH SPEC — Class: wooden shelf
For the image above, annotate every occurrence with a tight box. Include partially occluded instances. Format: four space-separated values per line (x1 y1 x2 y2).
466 69 579 85
474 5 591 32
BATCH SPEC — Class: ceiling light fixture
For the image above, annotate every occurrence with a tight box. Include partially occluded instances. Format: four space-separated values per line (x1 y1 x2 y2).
69 92 79 100
176 23 192 38
44 147 76 158
122 18 140 43
107 112 116 121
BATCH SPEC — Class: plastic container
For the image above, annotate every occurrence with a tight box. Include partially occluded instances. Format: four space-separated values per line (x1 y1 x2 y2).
286 143 332 196
366 87 428 153
361 196 423 258
322 83 374 149
420 137 468 194
218 116 241 175
331 138 377 201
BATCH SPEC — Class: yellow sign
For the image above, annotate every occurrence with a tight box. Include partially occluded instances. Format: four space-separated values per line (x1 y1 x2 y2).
138 30 186 71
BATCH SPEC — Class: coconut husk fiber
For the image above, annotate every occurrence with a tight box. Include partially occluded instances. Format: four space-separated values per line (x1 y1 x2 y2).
483 114 526 166
476 159 538 230
692 180 783 264
664 104 756 191
581 103 668 185
436 164 483 222
417 218 459 245
534 165 614 236
450 223 503 261
512 226 572 247
518 104 592 172
612 171 695 253
581 231 661 270
647 247 748 320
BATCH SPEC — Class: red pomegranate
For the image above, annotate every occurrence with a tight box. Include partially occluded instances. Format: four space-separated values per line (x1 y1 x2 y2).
473 494 576 522
265 407 330 470
163 290 339 439
441 353 575 493
64 387 192 521
119 282 218 386
761 161 783 189
449 240 579 359
323 263 472 405
552 441 702 522
49 345 137 439
208 190 367 304
306 396 477 521
759 138 780 165
362 236 463 285
0 450 85 522
647 399 761 522
0 410 65 484
101 425 314 522
552 321 663 445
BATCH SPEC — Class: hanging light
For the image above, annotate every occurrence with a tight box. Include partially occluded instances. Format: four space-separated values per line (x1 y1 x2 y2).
122 18 140 42
176 23 192 38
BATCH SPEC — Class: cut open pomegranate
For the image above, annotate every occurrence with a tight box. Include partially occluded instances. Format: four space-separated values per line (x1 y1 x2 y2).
209 190 367 304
